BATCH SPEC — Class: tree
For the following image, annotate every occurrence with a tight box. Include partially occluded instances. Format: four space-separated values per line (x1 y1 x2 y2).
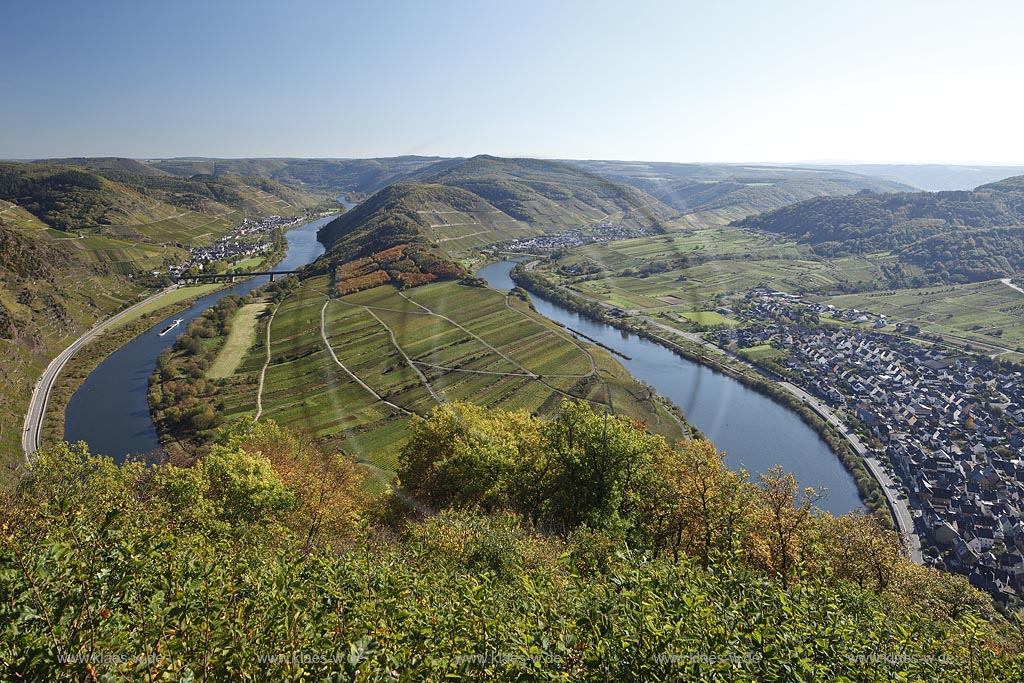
747 466 823 586
397 401 543 515
541 401 668 534
642 438 753 566
218 419 366 547
199 442 294 528
813 509 903 593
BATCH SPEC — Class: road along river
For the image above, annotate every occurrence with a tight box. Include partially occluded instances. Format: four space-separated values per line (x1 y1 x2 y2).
478 260 861 515
60 223 860 515
63 215 331 460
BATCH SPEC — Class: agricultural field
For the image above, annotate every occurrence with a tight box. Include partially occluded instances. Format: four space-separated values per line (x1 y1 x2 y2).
817 279 1024 358
208 302 268 379
218 277 686 488
679 311 739 328
736 343 789 364
555 226 907 318
414 205 538 259
547 222 1024 360
570 224 809 270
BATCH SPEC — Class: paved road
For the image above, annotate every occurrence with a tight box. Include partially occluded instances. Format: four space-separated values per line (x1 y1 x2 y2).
777 381 924 563
647 316 924 562
545 280 926 563
21 286 176 461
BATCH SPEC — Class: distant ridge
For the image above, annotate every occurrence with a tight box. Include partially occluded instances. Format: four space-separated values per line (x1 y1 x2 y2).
403 155 677 230
801 163 1024 192
735 175 1024 285
313 155 677 295
565 160 913 219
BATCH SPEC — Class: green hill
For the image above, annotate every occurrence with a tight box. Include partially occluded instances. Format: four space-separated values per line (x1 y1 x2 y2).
2 161 329 232
152 155 679 230
568 160 913 220
149 156 912 226
406 155 676 231
314 157 677 294
150 156 443 195
3 411 1019 680
36 156 171 176
315 181 541 267
734 176 1024 285
0 160 329 474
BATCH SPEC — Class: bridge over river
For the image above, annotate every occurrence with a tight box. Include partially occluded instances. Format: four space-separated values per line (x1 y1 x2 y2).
176 270 299 284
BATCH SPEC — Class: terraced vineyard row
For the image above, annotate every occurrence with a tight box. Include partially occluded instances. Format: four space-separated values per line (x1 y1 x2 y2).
219 278 685 484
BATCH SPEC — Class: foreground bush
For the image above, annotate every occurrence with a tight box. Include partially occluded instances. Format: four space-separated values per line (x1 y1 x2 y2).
1 418 1022 680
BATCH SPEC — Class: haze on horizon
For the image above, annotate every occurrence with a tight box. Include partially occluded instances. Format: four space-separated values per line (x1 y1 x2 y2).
2 0 1022 165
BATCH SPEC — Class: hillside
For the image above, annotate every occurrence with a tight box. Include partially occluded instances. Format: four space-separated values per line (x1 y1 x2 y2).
149 156 917 224
150 156 443 195
405 155 677 230
19 159 328 226
154 155 679 230
0 161 329 475
3 410 1019 679
734 176 1024 284
568 160 913 219
314 157 678 295
312 184 485 293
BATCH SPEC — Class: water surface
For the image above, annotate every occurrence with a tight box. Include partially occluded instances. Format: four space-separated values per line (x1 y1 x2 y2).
64 216 331 459
478 260 860 514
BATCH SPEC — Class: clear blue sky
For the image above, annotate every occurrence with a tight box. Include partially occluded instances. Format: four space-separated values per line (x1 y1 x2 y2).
2 0 1022 163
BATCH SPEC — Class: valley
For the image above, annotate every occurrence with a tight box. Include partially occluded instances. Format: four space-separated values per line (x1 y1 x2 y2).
8 4 1024 677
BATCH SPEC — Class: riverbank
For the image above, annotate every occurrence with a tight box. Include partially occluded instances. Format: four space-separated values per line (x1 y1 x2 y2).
41 283 243 452
510 264 892 524
27 210 338 458
59 215 335 459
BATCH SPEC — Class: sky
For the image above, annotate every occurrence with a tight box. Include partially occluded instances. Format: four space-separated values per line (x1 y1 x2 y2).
2 0 1023 164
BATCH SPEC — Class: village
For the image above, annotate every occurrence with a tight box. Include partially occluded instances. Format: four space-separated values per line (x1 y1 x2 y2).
710 289 1024 598
166 214 300 280
498 220 651 254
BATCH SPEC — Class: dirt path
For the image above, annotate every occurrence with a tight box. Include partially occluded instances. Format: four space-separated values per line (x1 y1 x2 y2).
320 300 410 415
253 302 279 422
364 308 444 403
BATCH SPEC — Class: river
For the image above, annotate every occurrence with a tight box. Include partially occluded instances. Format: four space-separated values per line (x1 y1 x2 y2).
63 214 333 459
63 213 859 514
477 260 860 515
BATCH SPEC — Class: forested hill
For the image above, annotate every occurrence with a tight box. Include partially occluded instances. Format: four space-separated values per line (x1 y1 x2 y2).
1 161 326 231
314 157 677 294
150 156 443 195
735 176 1024 285
403 155 677 230
566 160 912 218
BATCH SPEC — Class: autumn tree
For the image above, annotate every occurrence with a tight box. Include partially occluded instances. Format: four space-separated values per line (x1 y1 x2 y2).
747 466 824 586
218 419 366 547
642 438 753 566
813 509 904 594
